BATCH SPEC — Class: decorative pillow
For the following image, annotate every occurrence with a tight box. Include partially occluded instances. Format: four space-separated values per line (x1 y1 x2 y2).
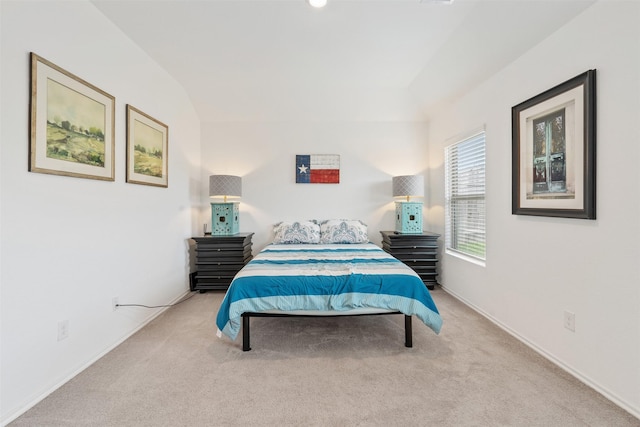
273 221 320 244
319 219 369 244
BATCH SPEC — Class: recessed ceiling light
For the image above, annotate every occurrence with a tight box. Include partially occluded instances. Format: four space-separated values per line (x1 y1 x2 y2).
308 0 327 8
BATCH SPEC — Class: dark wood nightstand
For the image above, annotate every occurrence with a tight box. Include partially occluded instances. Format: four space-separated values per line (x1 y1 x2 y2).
380 231 440 290
190 233 253 292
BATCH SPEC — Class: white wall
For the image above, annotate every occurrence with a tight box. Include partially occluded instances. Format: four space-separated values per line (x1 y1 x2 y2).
425 1 640 418
201 121 430 251
0 1 202 423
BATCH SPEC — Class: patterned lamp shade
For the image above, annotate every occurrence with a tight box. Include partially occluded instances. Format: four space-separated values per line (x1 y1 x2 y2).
392 175 424 201
209 175 242 202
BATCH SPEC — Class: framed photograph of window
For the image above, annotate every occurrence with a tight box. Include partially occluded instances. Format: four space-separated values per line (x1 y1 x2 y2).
29 53 115 181
126 105 169 187
512 70 596 219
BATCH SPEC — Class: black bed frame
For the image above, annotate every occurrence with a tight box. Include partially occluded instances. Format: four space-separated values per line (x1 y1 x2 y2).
241 312 413 351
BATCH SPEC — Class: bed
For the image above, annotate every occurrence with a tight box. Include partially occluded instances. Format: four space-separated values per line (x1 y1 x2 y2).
215 220 442 351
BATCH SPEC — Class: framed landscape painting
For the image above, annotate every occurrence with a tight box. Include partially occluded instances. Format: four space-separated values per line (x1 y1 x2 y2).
512 70 596 219
126 105 168 187
29 53 115 180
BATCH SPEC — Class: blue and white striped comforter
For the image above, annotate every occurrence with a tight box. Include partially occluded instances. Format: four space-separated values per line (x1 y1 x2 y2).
216 243 442 340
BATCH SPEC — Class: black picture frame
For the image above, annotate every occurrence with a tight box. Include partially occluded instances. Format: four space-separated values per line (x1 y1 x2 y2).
512 70 596 219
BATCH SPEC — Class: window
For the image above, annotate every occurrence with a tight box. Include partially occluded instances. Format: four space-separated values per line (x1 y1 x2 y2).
444 131 486 261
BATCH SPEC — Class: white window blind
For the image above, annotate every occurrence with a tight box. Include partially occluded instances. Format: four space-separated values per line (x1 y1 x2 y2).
444 131 486 261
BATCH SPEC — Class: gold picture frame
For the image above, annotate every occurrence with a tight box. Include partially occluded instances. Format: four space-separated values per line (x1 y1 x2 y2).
126 105 169 187
29 53 115 181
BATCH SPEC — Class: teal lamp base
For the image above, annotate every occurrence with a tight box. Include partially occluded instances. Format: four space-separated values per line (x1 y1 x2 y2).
395 201 423 234
211 202 239 235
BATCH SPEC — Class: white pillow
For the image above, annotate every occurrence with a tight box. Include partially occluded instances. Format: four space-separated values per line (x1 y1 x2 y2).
319 219 369 244
273 221 320 244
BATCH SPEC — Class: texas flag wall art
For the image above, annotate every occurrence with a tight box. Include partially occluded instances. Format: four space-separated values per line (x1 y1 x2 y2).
296 154 340 184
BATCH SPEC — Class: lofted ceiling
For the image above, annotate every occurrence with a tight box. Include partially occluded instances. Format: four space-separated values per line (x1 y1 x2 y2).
91 0 595 122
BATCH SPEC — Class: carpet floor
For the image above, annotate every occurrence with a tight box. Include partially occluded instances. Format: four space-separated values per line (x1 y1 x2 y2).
10 288 640 426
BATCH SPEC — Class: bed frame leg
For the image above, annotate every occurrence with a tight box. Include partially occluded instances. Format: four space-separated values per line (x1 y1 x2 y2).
404 315 413 348
242 314 251 351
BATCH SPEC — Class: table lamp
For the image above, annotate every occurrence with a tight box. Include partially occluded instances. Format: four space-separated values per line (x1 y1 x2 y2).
392 175 424 234
209 175 242 235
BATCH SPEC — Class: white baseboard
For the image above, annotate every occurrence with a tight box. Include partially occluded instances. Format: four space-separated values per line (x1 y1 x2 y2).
440 286 640 421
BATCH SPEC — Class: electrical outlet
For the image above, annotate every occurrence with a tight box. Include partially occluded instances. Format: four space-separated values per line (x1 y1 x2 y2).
564 311 575 332
58 320 69 341
112 297 119 311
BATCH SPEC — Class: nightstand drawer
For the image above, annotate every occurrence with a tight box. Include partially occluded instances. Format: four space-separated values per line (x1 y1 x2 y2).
197 256 250 264
197 264 246 272
387 249 436 257
397 259 437 268
197 273 239 281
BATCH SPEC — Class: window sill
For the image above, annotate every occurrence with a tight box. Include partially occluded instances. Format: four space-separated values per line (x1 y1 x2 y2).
445 249 486 267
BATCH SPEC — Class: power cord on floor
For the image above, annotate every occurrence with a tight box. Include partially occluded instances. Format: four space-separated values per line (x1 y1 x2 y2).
115 291 197 309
